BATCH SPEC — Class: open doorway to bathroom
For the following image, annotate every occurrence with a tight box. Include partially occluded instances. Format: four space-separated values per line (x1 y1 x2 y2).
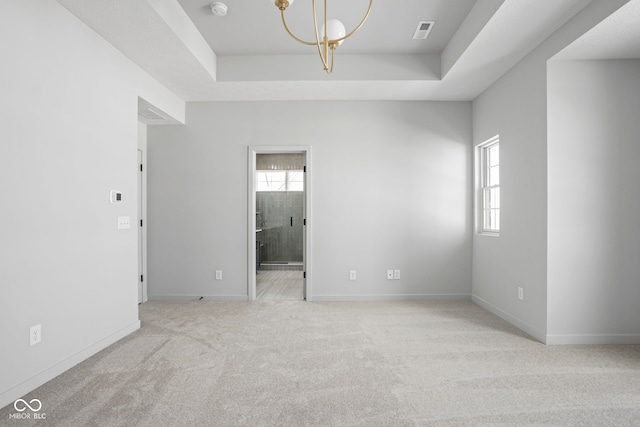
248 146 312 301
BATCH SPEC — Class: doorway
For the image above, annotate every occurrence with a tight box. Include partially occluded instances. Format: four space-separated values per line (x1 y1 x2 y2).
248 146 312 301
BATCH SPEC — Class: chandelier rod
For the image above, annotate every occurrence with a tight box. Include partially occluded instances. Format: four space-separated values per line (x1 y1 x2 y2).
312 0 330 71
276 0 373 73
334 0 372 44
279 0 373 47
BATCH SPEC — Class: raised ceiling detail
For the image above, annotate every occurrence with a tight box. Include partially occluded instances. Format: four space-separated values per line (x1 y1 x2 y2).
57 0 597 101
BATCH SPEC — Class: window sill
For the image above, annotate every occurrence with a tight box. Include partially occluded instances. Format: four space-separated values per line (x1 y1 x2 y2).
477 231 500 237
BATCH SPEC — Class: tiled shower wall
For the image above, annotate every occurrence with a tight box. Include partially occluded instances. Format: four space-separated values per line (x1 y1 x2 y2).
257 191 303 262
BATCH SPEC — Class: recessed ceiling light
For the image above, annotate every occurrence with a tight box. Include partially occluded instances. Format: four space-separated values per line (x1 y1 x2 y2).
210 2 228 17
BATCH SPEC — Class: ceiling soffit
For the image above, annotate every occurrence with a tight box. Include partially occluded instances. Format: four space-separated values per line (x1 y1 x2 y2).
56 0 596 101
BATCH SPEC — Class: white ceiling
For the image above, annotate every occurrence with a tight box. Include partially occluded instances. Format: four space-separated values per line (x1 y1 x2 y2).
177 0 477 56
55 0 637 105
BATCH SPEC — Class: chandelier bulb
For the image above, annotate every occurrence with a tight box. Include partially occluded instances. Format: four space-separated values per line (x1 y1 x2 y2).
322 19 346 47
273 0 294 10
272 0 372 73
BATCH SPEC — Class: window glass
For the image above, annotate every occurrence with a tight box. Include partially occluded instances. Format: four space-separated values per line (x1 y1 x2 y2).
257 171 286 191
256 170 303 192
477 137 500 234
288 171 304 191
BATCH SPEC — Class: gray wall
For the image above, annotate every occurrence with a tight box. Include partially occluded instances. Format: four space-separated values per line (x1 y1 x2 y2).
148 101 472 300
471 0 632 343
0 0 183 408
547 59 640 344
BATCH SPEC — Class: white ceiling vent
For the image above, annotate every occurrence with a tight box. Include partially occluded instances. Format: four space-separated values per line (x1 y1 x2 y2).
413 21 435 40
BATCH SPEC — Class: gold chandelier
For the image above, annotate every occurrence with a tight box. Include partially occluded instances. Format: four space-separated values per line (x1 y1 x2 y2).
270 0 373 74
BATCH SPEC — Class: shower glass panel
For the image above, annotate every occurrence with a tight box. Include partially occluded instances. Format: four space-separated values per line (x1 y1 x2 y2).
256 190 303 263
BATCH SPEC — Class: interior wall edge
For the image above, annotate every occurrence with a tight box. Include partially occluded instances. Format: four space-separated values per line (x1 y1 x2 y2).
0 321 140 410
472 295 546 344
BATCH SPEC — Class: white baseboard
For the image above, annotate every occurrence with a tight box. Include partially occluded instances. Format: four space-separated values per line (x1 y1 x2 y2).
545 334 640 345
471 295 546 343
311 294 471 302
148 294 249 302
0 320 140 410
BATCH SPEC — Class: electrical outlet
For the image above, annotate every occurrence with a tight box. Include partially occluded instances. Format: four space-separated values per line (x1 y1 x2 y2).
30 324 41 346
518 287 524 301
117 216 130 229
349 270 357 281
386 270 394 280
215 270 223 280
394 270 401 280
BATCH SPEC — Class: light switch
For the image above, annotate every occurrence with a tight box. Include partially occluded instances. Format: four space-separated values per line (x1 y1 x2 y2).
118 216 130 229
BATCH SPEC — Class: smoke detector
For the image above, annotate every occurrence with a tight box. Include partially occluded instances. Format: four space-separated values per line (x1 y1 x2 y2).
211 2 228 17
413 21 435 40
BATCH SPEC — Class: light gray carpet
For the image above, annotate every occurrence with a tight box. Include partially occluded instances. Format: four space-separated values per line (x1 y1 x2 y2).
2 301 640 426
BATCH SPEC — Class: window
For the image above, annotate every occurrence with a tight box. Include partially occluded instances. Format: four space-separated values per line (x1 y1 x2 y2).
477 136 500 234
256 170 303 192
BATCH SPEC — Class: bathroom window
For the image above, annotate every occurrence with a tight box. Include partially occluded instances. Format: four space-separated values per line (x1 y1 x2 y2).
256 170 303 192
477 136 500 235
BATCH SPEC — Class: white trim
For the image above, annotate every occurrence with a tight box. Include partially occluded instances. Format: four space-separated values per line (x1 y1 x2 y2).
248 146 312 302
0 320 140 409
475 135 500 236
137 123 148 303
148 295 249 302
313 294 471 302
545 334 640 345
472 295 545 343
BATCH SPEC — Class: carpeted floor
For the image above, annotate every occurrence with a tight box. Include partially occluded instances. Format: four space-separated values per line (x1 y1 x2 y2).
2 300 640 426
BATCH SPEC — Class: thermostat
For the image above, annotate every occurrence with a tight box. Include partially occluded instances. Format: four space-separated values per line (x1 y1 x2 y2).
110 190 123 204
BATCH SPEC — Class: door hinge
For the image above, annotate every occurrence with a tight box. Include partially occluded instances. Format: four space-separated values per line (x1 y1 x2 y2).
140 275 144 282
303 166 306 173
140 164 143 172
303 272 306 279
140 219 143 227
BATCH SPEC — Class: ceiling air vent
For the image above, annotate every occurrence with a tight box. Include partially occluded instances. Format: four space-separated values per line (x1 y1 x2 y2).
413 21 435 40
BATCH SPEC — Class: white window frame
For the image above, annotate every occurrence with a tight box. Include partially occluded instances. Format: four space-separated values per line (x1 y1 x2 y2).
256 170 304 192
476 135 500 235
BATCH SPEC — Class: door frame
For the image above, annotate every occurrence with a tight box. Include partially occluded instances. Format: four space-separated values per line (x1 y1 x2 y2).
247 146 312 301
137 148 148 303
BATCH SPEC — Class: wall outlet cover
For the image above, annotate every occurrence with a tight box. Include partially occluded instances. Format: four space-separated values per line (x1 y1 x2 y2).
117 216 131 229
30 324 41 346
